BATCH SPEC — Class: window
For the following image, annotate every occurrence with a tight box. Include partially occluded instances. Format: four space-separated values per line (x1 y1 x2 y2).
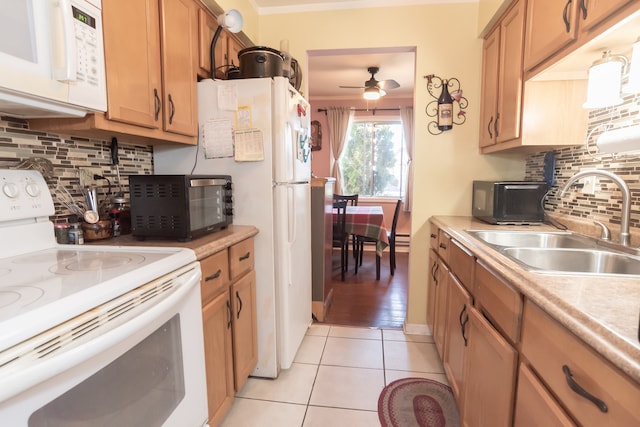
339 119 405 197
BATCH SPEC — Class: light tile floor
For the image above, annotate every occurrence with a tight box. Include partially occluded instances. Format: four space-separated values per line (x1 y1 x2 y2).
220 325 448 427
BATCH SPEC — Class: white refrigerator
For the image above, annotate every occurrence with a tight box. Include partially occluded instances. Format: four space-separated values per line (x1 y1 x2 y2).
153 77 312 378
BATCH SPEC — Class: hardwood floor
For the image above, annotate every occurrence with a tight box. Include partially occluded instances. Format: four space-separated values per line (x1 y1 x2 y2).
322 249 408 329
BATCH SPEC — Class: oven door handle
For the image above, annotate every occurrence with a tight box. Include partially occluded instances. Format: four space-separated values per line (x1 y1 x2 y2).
0 264 202 403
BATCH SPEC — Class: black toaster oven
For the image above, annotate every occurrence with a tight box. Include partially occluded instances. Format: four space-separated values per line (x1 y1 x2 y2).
472 181 547 224
129 174 232 241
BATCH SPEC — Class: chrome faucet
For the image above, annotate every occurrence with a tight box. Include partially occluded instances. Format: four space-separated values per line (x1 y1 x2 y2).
559 170 632 246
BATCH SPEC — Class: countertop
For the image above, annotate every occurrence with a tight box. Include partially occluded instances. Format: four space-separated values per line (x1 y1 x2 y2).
87 225 259 261
430 216 640 383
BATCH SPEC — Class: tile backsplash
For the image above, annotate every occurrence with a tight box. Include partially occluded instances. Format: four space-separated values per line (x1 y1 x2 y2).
0 116 153 222
525 91 640 236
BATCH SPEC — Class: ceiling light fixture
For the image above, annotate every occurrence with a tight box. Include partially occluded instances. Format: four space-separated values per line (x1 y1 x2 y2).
583 50 627 109
209 9 244 79
363 86 385 100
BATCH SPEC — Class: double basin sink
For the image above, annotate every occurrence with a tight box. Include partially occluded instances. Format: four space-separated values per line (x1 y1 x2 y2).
467 230 640 277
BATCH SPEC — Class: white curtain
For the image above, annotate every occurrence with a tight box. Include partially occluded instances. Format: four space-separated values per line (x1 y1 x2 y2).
327 106 354 194
400 106 414 212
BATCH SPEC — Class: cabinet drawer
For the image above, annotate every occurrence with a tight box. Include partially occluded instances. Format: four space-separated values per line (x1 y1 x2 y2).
437 230 451 265
200 250 230 306
514 363 576 427
429 223 439 250
474 261 522 345
521 301 640 426
229 238 254 280
448 239 475 293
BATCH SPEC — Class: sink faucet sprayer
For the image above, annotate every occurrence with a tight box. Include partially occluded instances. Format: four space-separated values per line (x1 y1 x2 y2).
559 170 632 246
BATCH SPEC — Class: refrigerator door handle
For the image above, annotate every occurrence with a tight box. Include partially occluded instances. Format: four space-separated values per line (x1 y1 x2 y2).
273 181 309 186
287 186 296 243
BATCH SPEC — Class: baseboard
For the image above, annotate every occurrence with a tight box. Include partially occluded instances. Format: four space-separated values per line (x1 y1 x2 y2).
403 322 432 336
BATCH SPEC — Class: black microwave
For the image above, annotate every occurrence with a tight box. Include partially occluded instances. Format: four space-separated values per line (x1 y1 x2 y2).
472 181 547 224
129 174 232 241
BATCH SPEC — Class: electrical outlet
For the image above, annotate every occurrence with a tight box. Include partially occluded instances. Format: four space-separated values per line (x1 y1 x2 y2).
78 167 101 188
581 176 597 195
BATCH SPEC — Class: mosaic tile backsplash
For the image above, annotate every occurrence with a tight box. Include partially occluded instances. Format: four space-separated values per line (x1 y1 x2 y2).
525 91 640 236
0 116 153 223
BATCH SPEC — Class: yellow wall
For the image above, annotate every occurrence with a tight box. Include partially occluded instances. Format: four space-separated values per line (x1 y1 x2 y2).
254 3 526 327
212 0 260 43
477 0 512 36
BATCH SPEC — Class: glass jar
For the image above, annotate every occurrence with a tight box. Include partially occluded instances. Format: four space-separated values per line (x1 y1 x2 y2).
109 196 131 236
68 222 84 245
54 223 70 244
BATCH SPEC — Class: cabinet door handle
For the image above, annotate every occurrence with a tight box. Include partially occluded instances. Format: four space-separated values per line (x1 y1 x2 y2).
239 251 251 261
236 290 243 318
494 112 500 138
487 116 494 139
460 305 469 347
168 94 175 124
205 269 222 281
439 243 447 249
226 300 232 329
562 0 573 33
430 233 437 239
579 0 587 19
153 88 161 121
562 365 608 413
431 261 438 282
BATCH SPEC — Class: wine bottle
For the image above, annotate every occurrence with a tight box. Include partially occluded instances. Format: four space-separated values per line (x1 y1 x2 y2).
437 79 453 131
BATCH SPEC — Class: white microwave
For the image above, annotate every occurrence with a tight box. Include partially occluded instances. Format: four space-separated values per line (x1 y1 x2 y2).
0 0 107 118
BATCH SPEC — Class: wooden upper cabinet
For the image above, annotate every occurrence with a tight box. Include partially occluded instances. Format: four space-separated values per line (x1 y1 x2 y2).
102 0 162 129
479 25 500 148
479 0 525 148
197 5 245 80
524 0 579 72
198 6 217 78
579 0 637 35
496 0 525 144
159 0 198 137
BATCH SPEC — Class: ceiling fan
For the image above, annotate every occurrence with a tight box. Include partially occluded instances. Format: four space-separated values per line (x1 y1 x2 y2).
339 66 400 100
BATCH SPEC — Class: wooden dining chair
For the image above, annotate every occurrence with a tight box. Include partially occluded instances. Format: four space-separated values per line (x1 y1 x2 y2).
332 199 349 281
333 194 359 262
357 199 402 278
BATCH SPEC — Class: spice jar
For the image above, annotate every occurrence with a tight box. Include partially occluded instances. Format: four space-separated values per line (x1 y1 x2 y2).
54 223 70 244
109 196 131 236
68 222 84 245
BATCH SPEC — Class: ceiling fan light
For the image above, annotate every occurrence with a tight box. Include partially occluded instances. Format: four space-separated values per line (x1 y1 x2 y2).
364 86 380 100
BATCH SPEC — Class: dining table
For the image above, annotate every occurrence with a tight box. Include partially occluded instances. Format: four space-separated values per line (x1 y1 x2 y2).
338 205 390 256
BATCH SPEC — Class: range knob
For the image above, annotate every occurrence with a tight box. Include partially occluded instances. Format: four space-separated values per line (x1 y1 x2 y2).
25 183 41 197
2 182 20 198
225 182 232 191
224 195 233 203
225 207 234 216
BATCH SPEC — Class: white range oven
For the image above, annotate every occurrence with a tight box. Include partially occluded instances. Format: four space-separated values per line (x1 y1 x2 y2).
0 169 209 426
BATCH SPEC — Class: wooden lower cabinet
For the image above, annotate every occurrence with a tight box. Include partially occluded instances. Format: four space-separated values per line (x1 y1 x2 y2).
462 307 518 427
443 273 472 407
202 289 235 426
230 270 258 391
513 363 576 427
521 301 640 426
432 258 450 358
200 237 257 426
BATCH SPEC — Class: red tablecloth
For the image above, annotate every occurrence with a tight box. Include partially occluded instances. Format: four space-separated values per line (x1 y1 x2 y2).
334 205 389 255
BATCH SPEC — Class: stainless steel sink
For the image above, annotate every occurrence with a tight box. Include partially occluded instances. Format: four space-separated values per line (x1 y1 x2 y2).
467 230 599 249
501 247 640 276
